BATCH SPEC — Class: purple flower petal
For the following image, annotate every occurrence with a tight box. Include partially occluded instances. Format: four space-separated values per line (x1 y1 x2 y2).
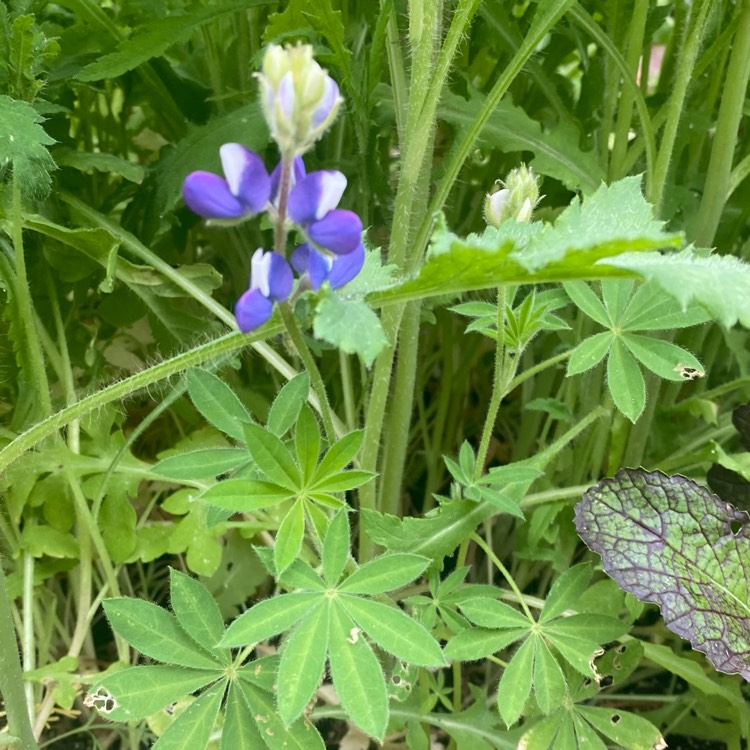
288 170 347 225
277 71 296 121
327 241 365 288
307 249 334 289
219 144 271 214
250 249 293 302
290 243 312 274
312 77 340 128
235 287 274 332
308 209 362 254
182 171 245 219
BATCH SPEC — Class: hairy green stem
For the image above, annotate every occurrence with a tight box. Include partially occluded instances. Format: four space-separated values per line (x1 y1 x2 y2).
694 0 750 246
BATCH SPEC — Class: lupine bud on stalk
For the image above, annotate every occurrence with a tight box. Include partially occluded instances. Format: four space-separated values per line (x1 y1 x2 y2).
484 164 541 227
257 43 342 156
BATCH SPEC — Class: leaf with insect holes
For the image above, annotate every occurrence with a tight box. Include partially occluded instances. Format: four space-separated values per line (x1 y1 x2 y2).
576 468 750 680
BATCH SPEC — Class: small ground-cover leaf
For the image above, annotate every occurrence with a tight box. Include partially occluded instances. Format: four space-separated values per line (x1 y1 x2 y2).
576 468 750 680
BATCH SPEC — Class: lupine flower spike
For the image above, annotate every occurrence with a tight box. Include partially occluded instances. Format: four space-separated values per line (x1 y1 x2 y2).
484 164 541 227
235 249 293 332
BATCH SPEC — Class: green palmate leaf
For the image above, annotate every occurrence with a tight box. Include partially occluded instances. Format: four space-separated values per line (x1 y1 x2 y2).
267 373 309 437
55 148 145 183
618 279 712 331
539 564 592 623
575 706 665 749
543 615 628 644
621 333 704 382
295 405 321 481
370 178 680 307
313 430 364 480
87 666 219 722
606 338 645 422
152 448 249 480
601 279 634 323
103 599 219 669
76 2 270 80
444 627 528 661
533 639 567 715
0 95 56 199
519 711 565 750
497 636 535 727
186 370 253 443
362 501 495 561
439 90 604 193
222 683 266 750
221 592 321 647
322 509 351 585
200 479 292 511
543 633 605 677
312 469 375 492
328 602 389 740
576 468 750 680
243 423 300 491
239 679 326 750
151 679 225 750
275 558 326 591
275 497 305 574
313 291 388 367
566 332 612 376
338 553 430 595
458 598 530 629
277 601 329 724
169 569 227 661
563 282 610 327
339 595 445 666
600 249 750 329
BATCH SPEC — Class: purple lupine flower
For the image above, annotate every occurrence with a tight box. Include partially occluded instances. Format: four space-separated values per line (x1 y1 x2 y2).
291 242 365 290
287 170 362 255
235 249 294 332
183 144 271 221
269 156 307 206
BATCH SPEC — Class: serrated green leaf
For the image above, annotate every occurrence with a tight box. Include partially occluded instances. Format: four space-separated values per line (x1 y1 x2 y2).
563 282 609 327
313 430 364 480
539 564 592 623
458 598 530 629
599 249 750 328
295 405 321 482
267 373 309 437
103 599 220 669
0 94 55 198
497 637 535 727
533 638 567 715
328 602 388 740
566 332 612 376
313 291 388 367
606 338 645 422
275 498 305 575
338 553 430 595
169 569 227 661
152 448 249 480
322 509 351 585
277 601 329 724
186 370 252 443
444 627 528 661
339 595 445 666
87 666 218 722
243 423 300 491
201 479 292 511
576 706 664 750
220 592 321 647
576 468 750 680
621 333 703 382
151 679 225 750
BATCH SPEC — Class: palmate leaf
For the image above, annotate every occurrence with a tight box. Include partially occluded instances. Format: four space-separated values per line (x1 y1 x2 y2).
576 468 750 680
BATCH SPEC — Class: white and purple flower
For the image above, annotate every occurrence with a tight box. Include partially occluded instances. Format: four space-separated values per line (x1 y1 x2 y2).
182 144 271 221
234 249 294 332
291 241 365 290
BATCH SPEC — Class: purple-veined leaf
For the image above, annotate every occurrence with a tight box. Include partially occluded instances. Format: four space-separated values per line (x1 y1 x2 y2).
575 468 750 680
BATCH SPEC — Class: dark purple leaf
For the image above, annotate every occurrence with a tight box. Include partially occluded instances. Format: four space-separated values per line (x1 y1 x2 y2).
575 468 750 680
732 403 750 452
707 464 750 511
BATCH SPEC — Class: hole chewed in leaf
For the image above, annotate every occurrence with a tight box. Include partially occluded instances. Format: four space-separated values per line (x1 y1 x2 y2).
575 468 750 681
83 687 118 715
